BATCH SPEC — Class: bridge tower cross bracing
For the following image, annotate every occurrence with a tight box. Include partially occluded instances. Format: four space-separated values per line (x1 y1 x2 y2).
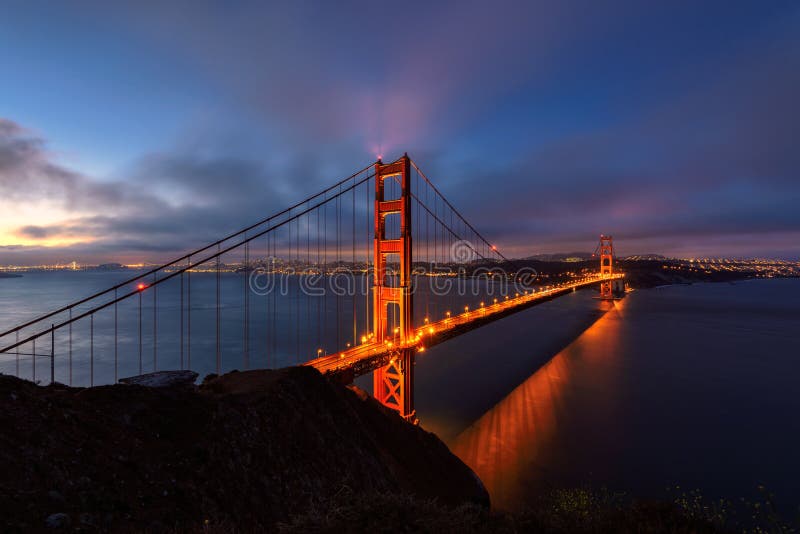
372 154 416 422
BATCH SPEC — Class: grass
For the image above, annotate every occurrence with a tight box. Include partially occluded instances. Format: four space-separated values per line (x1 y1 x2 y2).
168 485 800 533
272 486 716 533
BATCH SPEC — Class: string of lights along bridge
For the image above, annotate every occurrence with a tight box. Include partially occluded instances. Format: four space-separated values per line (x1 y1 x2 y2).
0 154 624 421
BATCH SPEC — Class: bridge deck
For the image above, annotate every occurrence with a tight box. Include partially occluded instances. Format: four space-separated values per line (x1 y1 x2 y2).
306 274 623 379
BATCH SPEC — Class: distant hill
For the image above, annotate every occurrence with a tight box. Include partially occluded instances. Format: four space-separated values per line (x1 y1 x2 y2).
520 252 670 262
522 252 594 262
93 263 128 271
620 254 669 261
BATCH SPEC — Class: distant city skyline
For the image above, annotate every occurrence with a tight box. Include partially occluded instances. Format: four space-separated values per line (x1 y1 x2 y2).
1 1 799 264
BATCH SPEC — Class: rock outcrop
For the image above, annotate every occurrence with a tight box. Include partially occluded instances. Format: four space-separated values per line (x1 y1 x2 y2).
0 367 487 530
118 369 198 388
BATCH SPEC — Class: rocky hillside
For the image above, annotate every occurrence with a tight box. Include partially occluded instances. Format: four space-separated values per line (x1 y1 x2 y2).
0 367 487 531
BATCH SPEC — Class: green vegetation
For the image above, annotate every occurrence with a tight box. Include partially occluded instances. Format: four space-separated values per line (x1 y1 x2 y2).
666 485 799 534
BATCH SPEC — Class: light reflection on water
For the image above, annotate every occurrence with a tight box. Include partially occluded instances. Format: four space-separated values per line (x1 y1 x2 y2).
432 280 800 513
448 300 623 510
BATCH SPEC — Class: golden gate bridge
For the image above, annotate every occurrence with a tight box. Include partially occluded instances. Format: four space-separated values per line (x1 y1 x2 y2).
0 155 623 422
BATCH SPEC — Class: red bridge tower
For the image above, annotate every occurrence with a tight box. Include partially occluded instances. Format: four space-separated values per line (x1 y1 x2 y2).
599 235 614 299
372 155 416 422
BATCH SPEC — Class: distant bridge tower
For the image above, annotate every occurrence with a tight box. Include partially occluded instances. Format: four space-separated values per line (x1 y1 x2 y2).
372 154 416 422
599 234 614 299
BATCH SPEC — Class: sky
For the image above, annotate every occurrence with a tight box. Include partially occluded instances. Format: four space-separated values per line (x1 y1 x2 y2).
1 0 798 264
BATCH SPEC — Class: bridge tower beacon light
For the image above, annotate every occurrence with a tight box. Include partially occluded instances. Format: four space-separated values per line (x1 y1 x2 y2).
372 154 416 422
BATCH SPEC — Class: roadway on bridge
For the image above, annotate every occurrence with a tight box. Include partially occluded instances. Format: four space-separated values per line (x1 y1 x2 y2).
307 274 624 378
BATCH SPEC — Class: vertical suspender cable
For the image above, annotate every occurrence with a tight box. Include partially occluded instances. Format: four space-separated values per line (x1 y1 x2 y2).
138 288 142 374
317 208 321 352
153 272 157 371
352 174 356 346
90 314 94 387
323 198 328 352
306 211 311 358
244 237 249 370
271 228 276 366
294 217 299 361
336 186 341 351
50 324 54 385
114 288 118 382
187 255 192 370
216 244 221 375
266 231 272 368
365 175 370 338
180 271 184 370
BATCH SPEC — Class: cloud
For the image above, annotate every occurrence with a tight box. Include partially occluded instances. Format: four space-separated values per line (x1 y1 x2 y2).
0 119 299 245
103 0 629 157
0 118 160 214
3 2 800 262
433 16 800 258
1 118 362 264
16 225 53 239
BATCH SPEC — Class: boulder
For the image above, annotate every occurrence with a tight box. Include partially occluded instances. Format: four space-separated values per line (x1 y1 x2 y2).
118 370 198 388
